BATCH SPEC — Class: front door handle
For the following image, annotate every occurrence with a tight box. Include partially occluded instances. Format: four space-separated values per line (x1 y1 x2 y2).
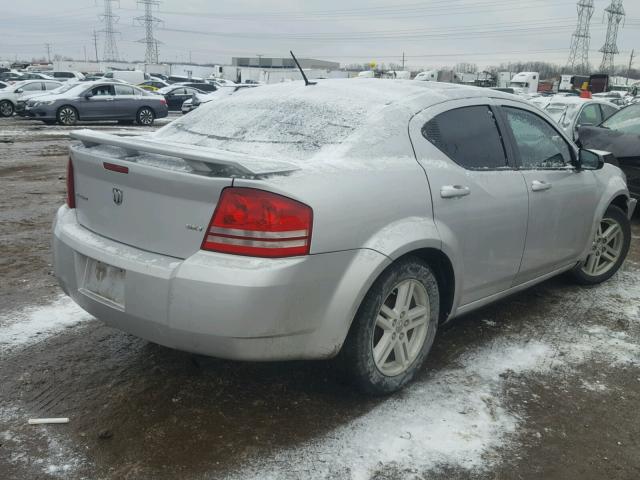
531 180 552 192
440 185 471 199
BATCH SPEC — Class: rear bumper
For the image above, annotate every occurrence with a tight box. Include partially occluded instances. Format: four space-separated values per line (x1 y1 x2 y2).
53 205 389 360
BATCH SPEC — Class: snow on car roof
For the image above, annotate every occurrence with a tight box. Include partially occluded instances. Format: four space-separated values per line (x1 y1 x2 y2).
151 78 514 162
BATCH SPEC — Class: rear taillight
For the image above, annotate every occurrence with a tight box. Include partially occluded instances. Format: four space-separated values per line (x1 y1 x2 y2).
202 187 313 258
66 158 75 208
160 99 167 105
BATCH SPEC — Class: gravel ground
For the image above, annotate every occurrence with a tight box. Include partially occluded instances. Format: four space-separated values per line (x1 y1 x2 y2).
0 115 639 480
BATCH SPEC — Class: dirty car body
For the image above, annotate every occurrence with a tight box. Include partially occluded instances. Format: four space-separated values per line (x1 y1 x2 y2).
53 79 636 364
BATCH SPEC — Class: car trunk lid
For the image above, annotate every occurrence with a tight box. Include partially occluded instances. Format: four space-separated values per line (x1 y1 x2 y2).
69 130 299 259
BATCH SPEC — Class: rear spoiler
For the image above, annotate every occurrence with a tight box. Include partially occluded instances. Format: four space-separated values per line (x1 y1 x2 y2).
70 129 300 176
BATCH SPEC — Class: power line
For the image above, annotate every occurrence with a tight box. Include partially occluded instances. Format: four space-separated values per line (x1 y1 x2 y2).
135 0 163 64
599 0 625 73
99 0 120 61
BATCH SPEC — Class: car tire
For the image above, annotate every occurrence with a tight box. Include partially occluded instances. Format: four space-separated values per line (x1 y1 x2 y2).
56 106 78 126
0 100 14 117
341 257 439 395
137 107 155 126
569 205 631 285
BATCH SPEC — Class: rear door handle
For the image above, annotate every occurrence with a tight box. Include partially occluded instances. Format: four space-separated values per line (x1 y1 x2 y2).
440 185 471 199
531 180 552 192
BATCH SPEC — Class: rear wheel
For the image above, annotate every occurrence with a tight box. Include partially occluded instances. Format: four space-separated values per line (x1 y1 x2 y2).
57 106 78 126
341 257 439 395
137 107 155 126
569 205 631 285
0 100 14 117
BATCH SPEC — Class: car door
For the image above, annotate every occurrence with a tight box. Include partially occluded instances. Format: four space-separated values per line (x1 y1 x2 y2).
82 84 116 119
496 101 599 284
409 99 529 306
167 88 187 109
114 84 137 118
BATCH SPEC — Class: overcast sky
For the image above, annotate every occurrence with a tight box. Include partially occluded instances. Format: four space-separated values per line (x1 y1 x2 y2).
2 0 639 69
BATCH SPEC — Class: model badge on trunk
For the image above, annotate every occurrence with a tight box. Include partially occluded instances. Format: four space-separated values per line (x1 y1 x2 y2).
112 188 123 206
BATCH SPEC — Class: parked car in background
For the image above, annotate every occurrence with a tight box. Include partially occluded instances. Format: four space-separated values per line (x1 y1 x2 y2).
167 75 204 84
0 71 23 83
18 72 54 81
579 103 640 199
181 85 257 114
157 85 207 110
53 80 635 395
24 81 168 125
540 97 619 140
593 91 629 107
103 70 147 84
176 82 217 92
15 81 75 116
138 79 170 92
0 81 8 90
0 80 62 116
51 71 85 82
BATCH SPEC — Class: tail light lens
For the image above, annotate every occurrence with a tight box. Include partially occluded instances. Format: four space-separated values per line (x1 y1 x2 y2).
159 98 167 105
66 158 75 208
202 187 313 258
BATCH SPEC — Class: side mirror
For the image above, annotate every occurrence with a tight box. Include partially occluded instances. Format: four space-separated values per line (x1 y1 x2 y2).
84 92 94 99
577 149 605 170
15 88 23 93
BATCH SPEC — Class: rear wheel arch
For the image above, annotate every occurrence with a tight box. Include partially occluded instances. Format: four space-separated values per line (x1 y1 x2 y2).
396 248 455 323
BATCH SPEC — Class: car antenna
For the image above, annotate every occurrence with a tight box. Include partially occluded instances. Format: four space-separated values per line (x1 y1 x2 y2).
290 50 316 86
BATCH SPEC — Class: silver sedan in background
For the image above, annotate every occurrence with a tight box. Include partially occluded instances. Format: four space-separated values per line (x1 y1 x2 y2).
53 80 635 394
24 81 168 125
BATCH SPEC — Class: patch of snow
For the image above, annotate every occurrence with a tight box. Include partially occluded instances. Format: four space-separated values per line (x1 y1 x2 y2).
230 268 640 479
0 295 94 353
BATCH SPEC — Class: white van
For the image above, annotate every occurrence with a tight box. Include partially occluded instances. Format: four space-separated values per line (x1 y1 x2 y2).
104 70 148 84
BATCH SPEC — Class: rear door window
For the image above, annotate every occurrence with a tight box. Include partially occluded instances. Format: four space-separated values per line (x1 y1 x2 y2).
115 85 135 96
22 82 43 92
504 107 572 169
422 105 508 170
599 103 617 121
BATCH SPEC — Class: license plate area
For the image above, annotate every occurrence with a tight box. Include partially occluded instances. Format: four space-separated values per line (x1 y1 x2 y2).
79 258 126 310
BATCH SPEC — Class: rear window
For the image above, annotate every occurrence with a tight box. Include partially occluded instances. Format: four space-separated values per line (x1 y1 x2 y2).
422 106 508 169
155 86 370 160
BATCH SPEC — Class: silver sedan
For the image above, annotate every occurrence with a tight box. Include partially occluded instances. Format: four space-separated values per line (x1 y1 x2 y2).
53 79 636 394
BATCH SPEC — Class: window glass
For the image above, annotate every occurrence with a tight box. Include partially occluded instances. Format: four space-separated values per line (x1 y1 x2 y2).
184 88 199 94
504 107 572 169
90 85 115 96
601 104 640 135
600 104 618 121
115 85 135 96
22 82 42 91
44 82 59 90
577 104 602 126
422 106 507 169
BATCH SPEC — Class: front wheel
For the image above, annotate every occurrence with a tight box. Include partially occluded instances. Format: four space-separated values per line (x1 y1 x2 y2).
341 257 439 395
0 100 14 117
569 205 631 285
57 106 78 126
136 107 155 126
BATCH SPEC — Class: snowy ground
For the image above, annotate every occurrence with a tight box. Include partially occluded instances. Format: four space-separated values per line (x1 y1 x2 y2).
0 116 639 480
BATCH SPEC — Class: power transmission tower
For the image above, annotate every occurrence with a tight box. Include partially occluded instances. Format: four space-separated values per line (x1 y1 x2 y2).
45 43 52 63
599 0 625 74
92 30 100 63
99 0 120 62
626 49 635 84
567 0 594 74
135 0 163 64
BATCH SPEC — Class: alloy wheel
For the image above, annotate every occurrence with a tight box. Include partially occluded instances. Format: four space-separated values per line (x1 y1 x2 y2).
0 101 14 117
138 108 154 125
372 279 431 376
59 107 76 125
581 217 625 277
